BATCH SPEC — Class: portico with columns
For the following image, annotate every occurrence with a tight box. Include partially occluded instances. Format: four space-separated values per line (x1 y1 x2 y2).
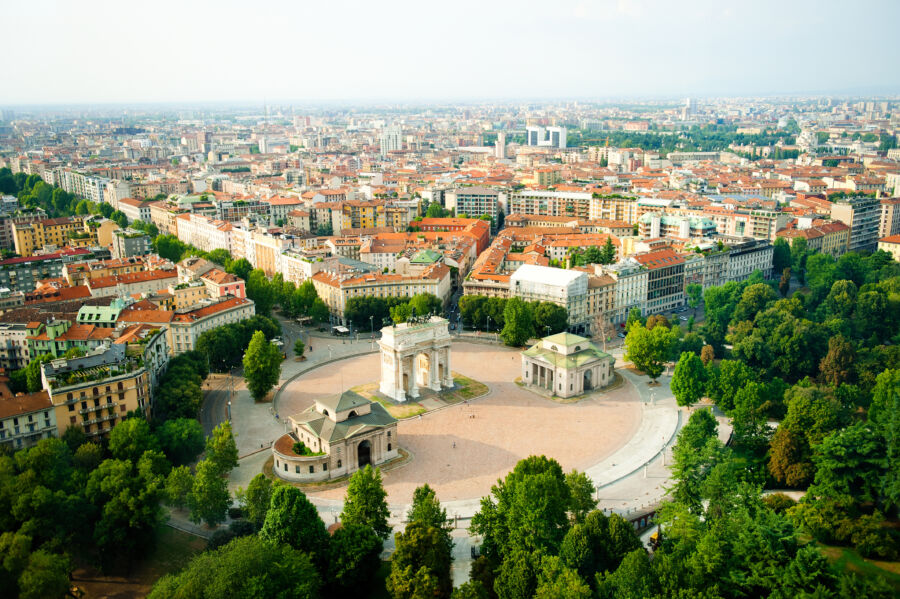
378 316 453 402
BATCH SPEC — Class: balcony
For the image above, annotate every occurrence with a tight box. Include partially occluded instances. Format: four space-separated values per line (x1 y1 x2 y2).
79 401 117 416
82 411 119 427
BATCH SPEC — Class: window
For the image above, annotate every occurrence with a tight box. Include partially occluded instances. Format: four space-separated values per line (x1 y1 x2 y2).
337 459 342 468
284 463 288 472
120 405 127 412
295 465 300 473
323 463 328 471
308 465 314 474
388 443 392 451
68 404 74 412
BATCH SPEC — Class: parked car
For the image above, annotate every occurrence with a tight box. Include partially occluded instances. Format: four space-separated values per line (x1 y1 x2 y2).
679 315 689 322
617 332 626 338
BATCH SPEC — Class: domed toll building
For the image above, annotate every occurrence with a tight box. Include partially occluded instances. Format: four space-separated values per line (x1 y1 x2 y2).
272 390 398 482
521 332 616 399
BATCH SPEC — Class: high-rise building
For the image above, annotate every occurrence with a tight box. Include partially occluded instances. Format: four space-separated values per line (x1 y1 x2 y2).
495 131 506 159
831 195 881 252
380 125 402 156
525 126 566 149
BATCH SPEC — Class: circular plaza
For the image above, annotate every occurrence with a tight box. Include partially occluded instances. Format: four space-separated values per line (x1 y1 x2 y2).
276 341 642 504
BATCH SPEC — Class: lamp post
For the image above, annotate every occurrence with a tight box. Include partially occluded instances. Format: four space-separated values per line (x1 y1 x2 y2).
370 315 374 349
486 315 491 334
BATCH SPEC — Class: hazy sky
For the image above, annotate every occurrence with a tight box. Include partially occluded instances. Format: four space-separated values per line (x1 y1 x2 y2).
4 0 899 105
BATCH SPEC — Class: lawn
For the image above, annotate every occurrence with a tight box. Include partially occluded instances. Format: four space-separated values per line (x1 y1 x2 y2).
72 525 206 598
818 543 900 591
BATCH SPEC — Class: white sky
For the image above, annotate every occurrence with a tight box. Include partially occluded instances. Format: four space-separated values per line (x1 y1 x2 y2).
3 0 899 105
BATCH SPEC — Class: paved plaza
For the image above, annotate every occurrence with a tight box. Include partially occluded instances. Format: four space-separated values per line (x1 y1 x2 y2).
277 342 642 504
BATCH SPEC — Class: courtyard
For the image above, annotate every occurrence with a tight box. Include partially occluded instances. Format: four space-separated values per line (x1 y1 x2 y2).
277 341 642 504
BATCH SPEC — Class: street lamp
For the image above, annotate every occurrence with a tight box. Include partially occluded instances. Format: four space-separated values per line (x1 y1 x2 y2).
227 400 231 421
370 315 374 349
486 315 491 333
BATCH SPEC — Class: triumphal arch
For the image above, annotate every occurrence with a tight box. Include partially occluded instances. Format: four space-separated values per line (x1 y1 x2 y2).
378 315 453 402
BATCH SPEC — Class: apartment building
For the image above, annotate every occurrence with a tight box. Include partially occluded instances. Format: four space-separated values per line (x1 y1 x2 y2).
12 216 84 256
601 257 649 323
879 198 900 238
0 322 29 370
877 234 900 261
87 269 178 298
632 249 685 314
64 256 146 286
445 187 502 228
111 229 152 259
776 222 850 258
118 198 154 223
0 248 93 293
510 264 589 334
312 263 451 324
0 208 46 250
0 385 56 451
638 213 717 239
175 213 233 254
831 195 881 252
279 248 338 285
509 190 593 220
41 343 151 439
200 268 246 299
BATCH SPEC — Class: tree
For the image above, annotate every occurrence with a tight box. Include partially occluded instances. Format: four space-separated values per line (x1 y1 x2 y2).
293 338 305 358
685 283 703 313
779 267 791 297
309 297 330 322
326 523 383 595
24 354 52 393
205 421 238 475
500 297 535 347
342 465 391 541
148 536 320 599
565 471 596 524
534 555 591 599
388 521 454 599
156 418 204 465
165 465 193 509
471 456 572 562
732 283 777 324
819 335 856 386
246 270 276 316
108 418 159 462
260 486 329 563
17 550 70 599
196 326 240 372
226 257 252 281
671 352 706 407
241 473 274 528
700 344 715 366
494 548 542 599
242 330 282 401
85 456 165 569
532 302 568 337
407 484 453 555
868 369 899 508
772 237 791 272
188 459 231 527
624 324 674 382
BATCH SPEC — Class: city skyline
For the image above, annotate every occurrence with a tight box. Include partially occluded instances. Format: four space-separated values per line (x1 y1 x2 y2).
4 0 900 105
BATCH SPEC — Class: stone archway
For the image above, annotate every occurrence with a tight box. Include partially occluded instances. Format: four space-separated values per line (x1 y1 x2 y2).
583 369 593 391
378 316 453 402
358 440 371 468
416 352 431 388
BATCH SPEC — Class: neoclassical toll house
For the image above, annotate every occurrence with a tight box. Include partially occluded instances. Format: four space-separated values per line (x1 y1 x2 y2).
273 391 398 482
378 316 453 402
521 333 615 398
